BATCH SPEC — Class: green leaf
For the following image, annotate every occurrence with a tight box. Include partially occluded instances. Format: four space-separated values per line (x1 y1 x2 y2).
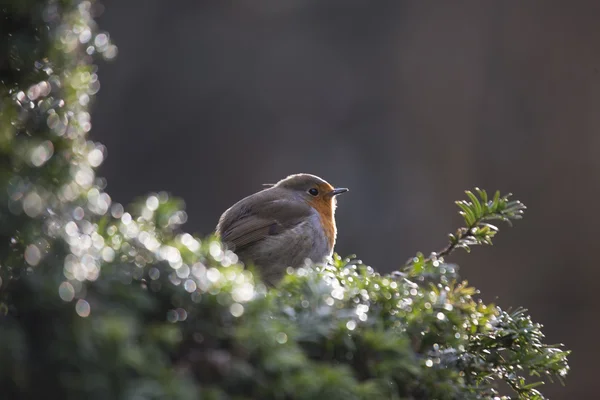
465 190 483 218
456 201 476 226
475 187 488 208
491 190 501 211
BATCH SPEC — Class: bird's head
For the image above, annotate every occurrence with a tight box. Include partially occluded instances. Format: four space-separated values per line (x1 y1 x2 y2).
273 173 348 217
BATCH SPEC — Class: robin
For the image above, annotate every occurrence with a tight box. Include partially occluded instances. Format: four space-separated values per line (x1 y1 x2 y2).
216 173 348 284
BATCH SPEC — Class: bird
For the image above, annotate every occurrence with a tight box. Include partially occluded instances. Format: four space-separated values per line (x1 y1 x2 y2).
216 173 348 285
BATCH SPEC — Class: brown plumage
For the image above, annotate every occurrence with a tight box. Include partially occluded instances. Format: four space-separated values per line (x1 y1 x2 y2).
216 173 348 284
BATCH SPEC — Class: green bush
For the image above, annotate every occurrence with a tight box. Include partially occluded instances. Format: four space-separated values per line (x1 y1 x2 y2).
0 1 569 399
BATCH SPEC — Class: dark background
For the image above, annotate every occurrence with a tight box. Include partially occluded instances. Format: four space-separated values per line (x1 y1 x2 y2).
92 1 600 398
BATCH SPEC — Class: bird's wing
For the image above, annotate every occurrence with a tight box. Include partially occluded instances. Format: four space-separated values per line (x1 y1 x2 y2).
217 197 311 251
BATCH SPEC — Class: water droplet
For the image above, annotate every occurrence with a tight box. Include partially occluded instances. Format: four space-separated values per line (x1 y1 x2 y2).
230 303 244 317
206 268 220 283
276 332 288 344
73 206 84 220
141 234 160 252
79 28 92 43
65 221 79 236
346 320 356 331
94 33 109 49
87 148 103 167
103 44 118 59
166 309 178 323
209 242 223 260
184 279 197 293
181 233 200 252
191 262 206 278
145 195 159 211
121 212 132 224
331 287 344 300
58 281 75 301
30 141 54 167
75 299 90 317
24 244 41 266
176 308 187 321
16 91 26 103
147 267 159 280
101 247 115 262
232 282 255 302
110 203 124 219
23 192 43 217
74 166 94 187
176 264 190 279
91 233 105 250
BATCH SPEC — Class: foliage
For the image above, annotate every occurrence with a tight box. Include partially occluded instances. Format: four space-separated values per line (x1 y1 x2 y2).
0 1 569 399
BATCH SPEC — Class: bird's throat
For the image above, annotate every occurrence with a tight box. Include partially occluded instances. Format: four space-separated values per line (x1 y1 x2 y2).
312 201 337 251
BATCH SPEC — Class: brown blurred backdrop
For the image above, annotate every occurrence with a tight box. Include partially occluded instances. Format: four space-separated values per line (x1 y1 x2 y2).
93 1 600 398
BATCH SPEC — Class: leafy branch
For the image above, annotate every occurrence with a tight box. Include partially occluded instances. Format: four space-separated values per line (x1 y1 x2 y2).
403 189 526 274
436 188 526 259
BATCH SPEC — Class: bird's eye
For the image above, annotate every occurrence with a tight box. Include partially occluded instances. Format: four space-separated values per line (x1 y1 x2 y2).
308 188 319 196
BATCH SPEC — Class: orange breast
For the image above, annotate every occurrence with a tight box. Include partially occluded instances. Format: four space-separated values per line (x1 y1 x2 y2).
309 197 337 250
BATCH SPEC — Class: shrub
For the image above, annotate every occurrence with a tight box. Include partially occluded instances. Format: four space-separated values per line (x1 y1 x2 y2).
0 1 569 399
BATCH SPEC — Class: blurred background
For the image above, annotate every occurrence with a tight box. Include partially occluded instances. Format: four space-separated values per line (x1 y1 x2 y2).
92 1 600 398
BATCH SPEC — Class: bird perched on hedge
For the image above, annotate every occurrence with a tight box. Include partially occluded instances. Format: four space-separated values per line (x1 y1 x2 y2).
216 173 348 284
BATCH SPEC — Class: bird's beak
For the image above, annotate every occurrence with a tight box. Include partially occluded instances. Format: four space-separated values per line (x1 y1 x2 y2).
328 187 349 197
